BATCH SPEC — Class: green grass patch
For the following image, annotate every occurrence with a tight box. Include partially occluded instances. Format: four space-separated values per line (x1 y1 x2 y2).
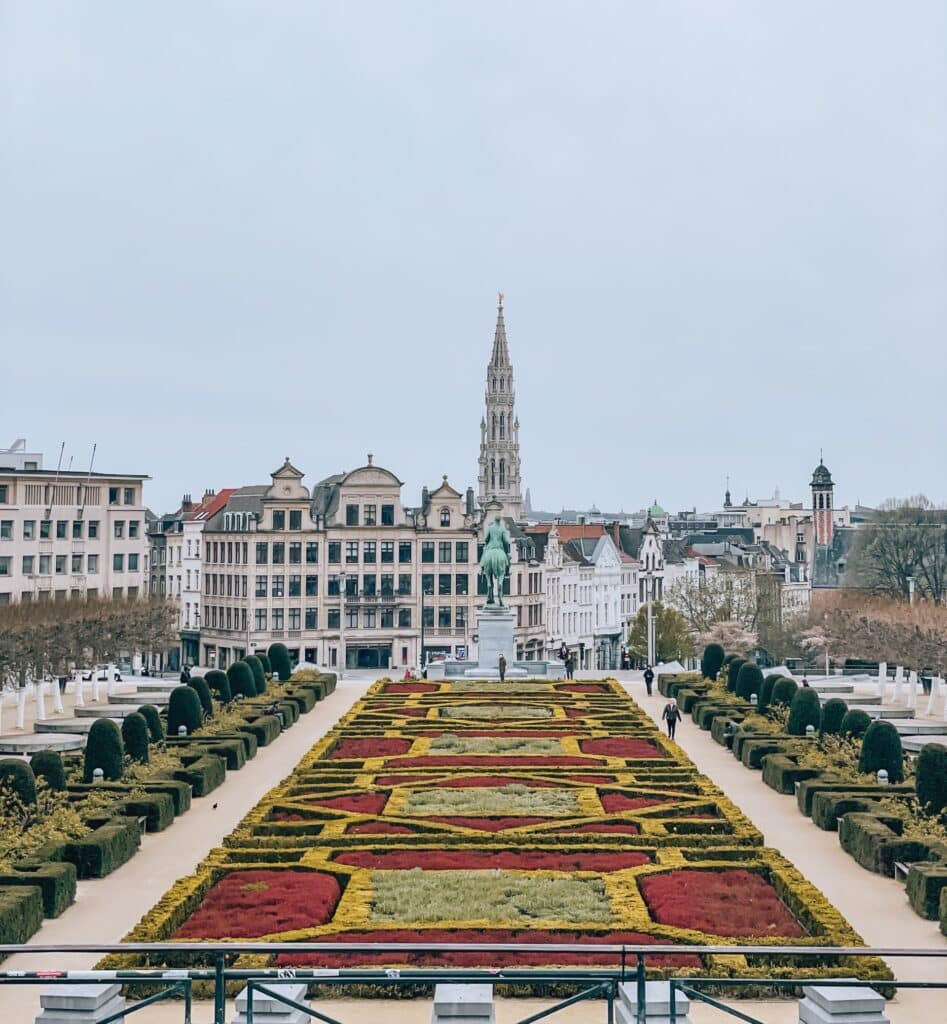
403 785 579 817
438 704 553 720
429 735 562 756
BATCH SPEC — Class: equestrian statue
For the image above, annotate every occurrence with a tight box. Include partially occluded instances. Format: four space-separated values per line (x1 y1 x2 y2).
478 516 511 607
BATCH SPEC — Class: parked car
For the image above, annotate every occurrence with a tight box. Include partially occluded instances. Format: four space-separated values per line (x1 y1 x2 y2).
78 664 122 682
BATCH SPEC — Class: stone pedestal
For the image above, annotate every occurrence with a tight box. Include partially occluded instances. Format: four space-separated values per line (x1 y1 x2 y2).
36 983 125 1024
799 983 888 1024
231 983 310 1024
432 983 494 1024
474 608 515 671
617 981 693 1024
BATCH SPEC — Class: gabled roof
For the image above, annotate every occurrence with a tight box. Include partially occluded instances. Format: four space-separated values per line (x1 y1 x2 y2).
189 488 236 522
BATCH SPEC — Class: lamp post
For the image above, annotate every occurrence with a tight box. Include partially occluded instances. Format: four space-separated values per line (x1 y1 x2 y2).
338 571 346 680
907 576 915 606
644 569 655 668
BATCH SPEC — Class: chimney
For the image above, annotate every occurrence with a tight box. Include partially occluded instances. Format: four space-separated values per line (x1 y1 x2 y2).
181 493 193 515
610 521 620 546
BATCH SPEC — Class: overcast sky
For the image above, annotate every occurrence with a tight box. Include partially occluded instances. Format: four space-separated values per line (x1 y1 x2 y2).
3 3 945 517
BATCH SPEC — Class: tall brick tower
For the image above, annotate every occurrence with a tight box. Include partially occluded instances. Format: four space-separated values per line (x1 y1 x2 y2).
811 456 835 547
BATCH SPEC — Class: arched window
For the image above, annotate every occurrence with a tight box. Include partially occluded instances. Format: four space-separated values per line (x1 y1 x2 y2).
440 508 450 527
492 377 497 392
491 459 496 489
499 414 505 439
491 414 497 440
499 459 506 488
826 494 831 509
818 494 824 510
499 377 504 391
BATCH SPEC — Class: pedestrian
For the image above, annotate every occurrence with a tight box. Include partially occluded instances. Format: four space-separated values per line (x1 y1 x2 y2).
179 664 191 684
566 655 574 680
498 654 507 683
662 701 682 739
801 675 810 688
643 664 655 696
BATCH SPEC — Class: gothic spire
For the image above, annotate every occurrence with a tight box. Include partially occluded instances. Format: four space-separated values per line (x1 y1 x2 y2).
490 291 510 368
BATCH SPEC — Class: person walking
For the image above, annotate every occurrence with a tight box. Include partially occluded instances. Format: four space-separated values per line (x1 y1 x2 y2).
179 664 191 685
498 654 507 683
643 664 655 696
662 701 682 739
566 654 574 680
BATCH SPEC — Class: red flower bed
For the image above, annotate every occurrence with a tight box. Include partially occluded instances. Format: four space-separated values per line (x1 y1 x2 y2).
640 870 806 938
270 811 304 822
580 738 662 758
345 822 417 835
427 816 552 832
331 738 412 758
557 683 609 694
566 707 591 719
600 794 671 813
174 871 341 939
334 850 650 871
307 793 388 815
547 823 640 835
274 929 700 968
386 756 599 768
383 682 438 694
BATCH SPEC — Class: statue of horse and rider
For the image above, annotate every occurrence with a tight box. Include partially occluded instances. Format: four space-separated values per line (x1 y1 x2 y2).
478 516 511 607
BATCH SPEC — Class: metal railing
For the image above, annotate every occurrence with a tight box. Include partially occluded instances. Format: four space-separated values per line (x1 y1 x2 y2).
0 942 945 1024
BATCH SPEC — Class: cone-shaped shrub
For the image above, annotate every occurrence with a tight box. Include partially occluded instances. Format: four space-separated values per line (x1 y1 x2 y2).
167 685 203 737
30 750 66 792
788 688 822 736
83 719 124 782
820 698 849 737
758 674 779 711
227 660 257 699
268 642 292 681
858 720 904 783
915 743 947 816
736 663 764 702
0 759 37 804
121 712 150 764
188 676 214 719
840 708 872 740
138 704 164 743
723 652 737 667
701 643 725 681
244 655 266 694
204 669 232 703
771 677 799 708
726 657 746 694
258 653 272 677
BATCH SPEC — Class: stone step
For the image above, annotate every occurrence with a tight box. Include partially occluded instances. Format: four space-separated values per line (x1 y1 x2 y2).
819 693 879 705
0 734 85 755
36 983 125 1023
108 692 171 706
902 734 947 754
75 705 150 719
35 718 98 734
231 982 309 1023
800 982 888 1023
619 981 691 1016
433 983 494 1018
893 721 947 735
846 706 915 720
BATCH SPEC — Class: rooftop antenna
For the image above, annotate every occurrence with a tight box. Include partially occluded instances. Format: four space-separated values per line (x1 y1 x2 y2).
45 442 65 520
78 443 97 519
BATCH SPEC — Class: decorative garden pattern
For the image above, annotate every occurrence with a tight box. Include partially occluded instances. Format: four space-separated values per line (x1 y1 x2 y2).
109 679 886 980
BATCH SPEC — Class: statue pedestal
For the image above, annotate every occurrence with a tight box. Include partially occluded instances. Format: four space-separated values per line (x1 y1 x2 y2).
475 607 515 670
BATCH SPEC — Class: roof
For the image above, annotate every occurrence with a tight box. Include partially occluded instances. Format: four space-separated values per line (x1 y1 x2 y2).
811 460 834 488
526 523 607 542
649 501 667 517
188 488 236 522
489 296 510 368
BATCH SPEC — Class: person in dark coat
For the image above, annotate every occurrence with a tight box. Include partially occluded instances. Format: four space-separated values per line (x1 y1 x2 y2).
566 655 574 680
662 701 682 739
498 654 507 682
643 664 655 696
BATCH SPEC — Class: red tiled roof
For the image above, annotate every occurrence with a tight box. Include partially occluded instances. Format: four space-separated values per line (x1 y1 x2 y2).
526 523 607 542
188 488 237 522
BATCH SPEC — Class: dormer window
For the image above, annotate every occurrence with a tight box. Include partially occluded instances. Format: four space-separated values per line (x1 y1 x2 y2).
440 508 451 527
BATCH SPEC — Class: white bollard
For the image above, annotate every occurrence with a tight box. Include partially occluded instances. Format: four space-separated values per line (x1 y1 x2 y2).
907 671 918 709
16 687 27 729
34 680 47 721
74 675 85 708
877 661 887 699
924 677 939 718
92 675 101 703
892 666 904 703
51 679 64 715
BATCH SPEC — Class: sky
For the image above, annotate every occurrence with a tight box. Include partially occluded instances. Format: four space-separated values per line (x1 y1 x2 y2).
2 3 945 517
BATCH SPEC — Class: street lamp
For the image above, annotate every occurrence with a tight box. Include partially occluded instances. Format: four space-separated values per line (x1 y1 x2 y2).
338 571 347 680
643 569 656 668
907 576 915 606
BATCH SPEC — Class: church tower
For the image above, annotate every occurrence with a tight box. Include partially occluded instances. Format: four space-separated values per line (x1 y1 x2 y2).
810 456 835 546
477 293 523 521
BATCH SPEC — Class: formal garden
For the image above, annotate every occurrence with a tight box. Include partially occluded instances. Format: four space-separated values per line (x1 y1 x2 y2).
103 677 889 987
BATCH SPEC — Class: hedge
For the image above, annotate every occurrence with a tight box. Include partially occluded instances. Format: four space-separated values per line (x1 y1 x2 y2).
244 655 267 694
171 754 226 798
138 704 165 743
819 698 849 737
284 687 317 714
227 661 257 700
83 719 124 782
165 737 247 772
121 712 150 764
0 885 44 943
167 686 203 737
203 669 232 703
70 780 191 817
694 702 742 731
700 643 725 681
0 759 37 805
741 737 791 770
115 792 176 833
787 689 822 736
30 751 66 792
811 792 888 832
0 861 76 918
771 677 799 708
726 657 746 694
839 813 931 877
915 743 947 816
859 720 905 783
796 776 914 818
239 714 281 747
711 714 745 747
188 676 215 720
257 652 273 677
735 663 764 702
758 675 778 711
840 709 873 740
907 861 947 921
267 642 292 681
64 817 142 879
761 754 821 796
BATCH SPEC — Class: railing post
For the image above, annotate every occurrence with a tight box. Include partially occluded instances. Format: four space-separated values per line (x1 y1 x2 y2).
636 951 646 1024
607 979 616 1024
669 980 677 1024
213 951 227 1024
184 979 193 1024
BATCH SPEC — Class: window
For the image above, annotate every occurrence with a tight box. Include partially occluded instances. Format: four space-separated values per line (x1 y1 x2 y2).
456 605 467 628
345 576 358 598
305 607 317 630
328 609 340 629
363 504 376 526
380 541 394 563
129 520 139 539
399 541 412 563
128 553 139 572
0 520 11 540
398 573 412 595
256 542 268 564
112 554 123 572
345 504 359 526
272 608 284 630
439 541 452 563
23 520 35 540
256 575 267 597
289 510 302 530
0 485 6 503
398 608 411 628
40 520 51 539
255 609 267 630
362 607 376 628
345 541 359 564
381 504 395 526
22 555 34 574
327 576 340 597
423 606 434 627
363 574 376 596
305 574 318 596
72 520 82 539
363 542 376 563
328 542 341 564
380 573 394 596
289 574 301 597
422 573 434 596
440 508 450 527
289 608 301 631
439 606 451 627
0 557 10 576
109 487 120 505
345 608 358 628
272 542 285 564
438 573 451 596
421 542 434 563
112 587 123 598
456 573 469 595
289 542 302 564
87 554 98 573
39 554 51 574
71 554 82 573
88 520 99 539
272 510 285 530
306 542 318 563
123 487 134 505
455 541 469 563
57 520 68 539
381 607 393 628
271 575 284 597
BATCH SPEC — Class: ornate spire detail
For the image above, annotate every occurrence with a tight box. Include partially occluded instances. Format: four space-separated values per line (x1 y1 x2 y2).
490 293 510 368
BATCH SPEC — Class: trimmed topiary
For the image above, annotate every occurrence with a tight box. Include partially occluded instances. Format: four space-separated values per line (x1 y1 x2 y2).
858 720 904 783
121 712 150 764
771 677 799 708
788 688 822 736
138 704 164 743
0 759 37 805
244 655 267 694
227 660 257 700
840 708 872 740
30 750 66 792
203 669 232 703
915 743 947 816
83 719 124 782
735 663 764 702
701 644 725 682
188 677 214 719
258 653 273 677
758 674 779 711
820 698 849 737
267 643 292 681
167 686 203 737
726 657 746 694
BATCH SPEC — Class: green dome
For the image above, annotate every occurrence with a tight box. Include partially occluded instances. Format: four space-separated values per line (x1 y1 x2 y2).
649 501 667 518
